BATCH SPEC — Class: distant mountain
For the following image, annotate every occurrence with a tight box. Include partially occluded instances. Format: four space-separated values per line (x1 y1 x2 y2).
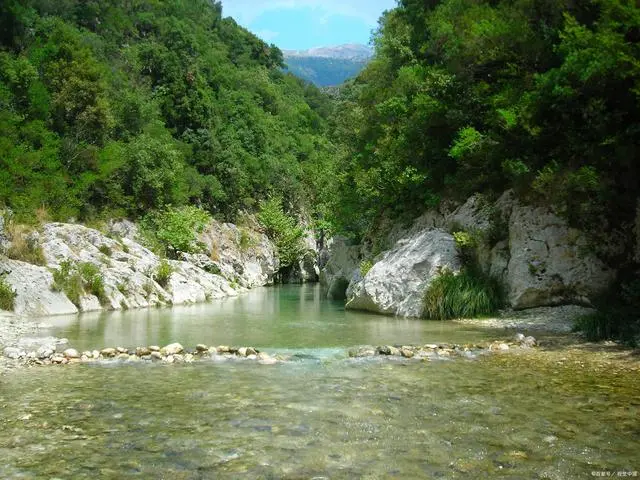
284 44 373 61
283 44 373 87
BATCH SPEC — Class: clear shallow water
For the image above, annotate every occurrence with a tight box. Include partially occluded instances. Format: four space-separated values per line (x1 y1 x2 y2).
1 285 639 479
38 284 498 352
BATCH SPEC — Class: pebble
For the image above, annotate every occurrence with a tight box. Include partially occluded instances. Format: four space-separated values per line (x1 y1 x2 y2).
63 348 80 359
400 348 414 358
4 347 24 360
135 347 151 356
161 343 183 355
37 346 55 359
101 348 116 358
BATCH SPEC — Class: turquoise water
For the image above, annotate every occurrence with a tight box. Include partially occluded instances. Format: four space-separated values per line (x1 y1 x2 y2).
39 284 498 352
1 285 638 479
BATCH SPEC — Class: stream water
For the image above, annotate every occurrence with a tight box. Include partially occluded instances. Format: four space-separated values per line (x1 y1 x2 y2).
1 285 638 479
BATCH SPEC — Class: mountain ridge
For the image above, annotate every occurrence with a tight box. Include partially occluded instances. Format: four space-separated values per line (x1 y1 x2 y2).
283 43 373 61
283 43 372 87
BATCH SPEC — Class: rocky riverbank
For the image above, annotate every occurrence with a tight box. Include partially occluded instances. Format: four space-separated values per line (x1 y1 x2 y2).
320 191 629 318
0 215 323 318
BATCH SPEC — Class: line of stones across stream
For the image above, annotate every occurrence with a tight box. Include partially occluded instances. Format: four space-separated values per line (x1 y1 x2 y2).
3 334 537 367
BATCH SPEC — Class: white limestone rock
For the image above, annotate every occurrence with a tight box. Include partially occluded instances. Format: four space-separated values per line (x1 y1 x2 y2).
346 229 461 317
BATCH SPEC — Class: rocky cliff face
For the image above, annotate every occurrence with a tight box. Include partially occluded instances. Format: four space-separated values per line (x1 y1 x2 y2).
192 219 277 288
327 191 618 317
319 237 360 300
0 218 281 317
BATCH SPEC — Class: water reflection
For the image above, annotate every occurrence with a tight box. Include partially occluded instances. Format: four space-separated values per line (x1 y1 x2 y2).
38 284 496 351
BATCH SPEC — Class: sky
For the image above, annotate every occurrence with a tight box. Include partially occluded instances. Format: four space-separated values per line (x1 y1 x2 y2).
221 0 398 50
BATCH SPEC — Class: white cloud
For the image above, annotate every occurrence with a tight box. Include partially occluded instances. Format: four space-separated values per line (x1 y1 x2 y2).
222 0 395 27
255 29 280 41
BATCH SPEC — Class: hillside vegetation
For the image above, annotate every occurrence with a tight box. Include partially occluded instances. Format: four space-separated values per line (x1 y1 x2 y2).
330 0 640 246
0 0 336 223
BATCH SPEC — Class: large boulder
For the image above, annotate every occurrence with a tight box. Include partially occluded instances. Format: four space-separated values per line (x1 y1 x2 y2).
0 259 78 316
505 199 615 309
345 229 461 317
319 237 360 300
197 219 277 288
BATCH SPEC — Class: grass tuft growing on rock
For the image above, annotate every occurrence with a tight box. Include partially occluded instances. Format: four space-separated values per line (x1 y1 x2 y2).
5 223 46 266
573 278 640 346
423 267 504 320
0 275 17 311
155 260 173 288
51 261 109 307
51 260 83 307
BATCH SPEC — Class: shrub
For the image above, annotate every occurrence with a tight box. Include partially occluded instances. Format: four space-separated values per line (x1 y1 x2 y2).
573 279 640 346
78 263 108 304
257 197 305 269
0 276 17 311
51 261 84 307
155 260 173 288
52 261 108 307
453 230 481 265
116 281 128 294
98 244 112 256
360 259 373 277
423 267 504 320
141 205 211 257
238 228 255 251
5 223 46 266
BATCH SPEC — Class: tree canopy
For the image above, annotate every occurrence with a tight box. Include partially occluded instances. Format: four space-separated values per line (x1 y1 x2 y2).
0 0 336 222
329 0 640 245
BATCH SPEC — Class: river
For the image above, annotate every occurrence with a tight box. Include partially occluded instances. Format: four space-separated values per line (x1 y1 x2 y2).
1 285 638 478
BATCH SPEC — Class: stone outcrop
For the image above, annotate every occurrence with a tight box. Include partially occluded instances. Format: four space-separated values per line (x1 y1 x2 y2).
286 229 320 284
345 230 461 317
336 191 618 317
195 219 277 288
0 259 78 316
319 236 360 300
505 198 614 309
0 222 250 315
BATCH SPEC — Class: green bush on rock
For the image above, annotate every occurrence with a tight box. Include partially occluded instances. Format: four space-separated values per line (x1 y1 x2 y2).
155 260 174 288
51 260 108 307
141 206 211 258
257 198 305 270
423 268 503 320
0 275 17 311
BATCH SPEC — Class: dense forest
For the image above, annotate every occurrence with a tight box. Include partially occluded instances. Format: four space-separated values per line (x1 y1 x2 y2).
0 0 336 223
331 0 640 245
